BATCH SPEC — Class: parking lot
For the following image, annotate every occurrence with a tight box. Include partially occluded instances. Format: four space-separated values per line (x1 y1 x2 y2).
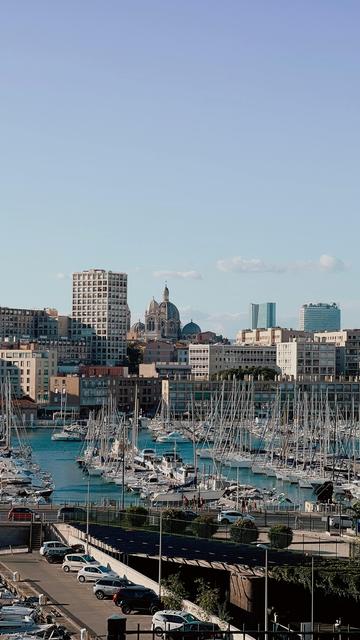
0 552 152 638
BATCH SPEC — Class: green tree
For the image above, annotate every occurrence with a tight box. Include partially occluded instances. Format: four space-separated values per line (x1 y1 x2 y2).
161 572 188 610
191 515 219 539
195 578 220 619
162 509 188 534
126 344 143 374
268 524 293 549
124 505 148 528
351 501 360 519
230 519 259 544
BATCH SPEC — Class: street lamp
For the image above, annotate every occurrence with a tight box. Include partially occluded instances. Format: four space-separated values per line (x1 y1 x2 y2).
158 510 163 599
85 475 90 554
264 548 268 637
311 557 314 634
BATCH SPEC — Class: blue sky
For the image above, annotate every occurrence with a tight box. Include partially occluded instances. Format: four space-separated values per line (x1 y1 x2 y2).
0 1 359 337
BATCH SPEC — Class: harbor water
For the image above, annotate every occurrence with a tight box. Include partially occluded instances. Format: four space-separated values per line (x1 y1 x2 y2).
18 427 315 506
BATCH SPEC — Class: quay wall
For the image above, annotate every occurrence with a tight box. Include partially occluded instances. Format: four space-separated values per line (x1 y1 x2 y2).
0 524 30 549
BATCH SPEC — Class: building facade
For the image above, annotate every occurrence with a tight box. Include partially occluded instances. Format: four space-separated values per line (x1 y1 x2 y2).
162 378 360 417
314 330 360 378
276 340 336 381
72 269 128 366
0 345 57 403
299 303 341 332
189 344 278 380
249 302 276 330
0 306 59 341
236 327 311 346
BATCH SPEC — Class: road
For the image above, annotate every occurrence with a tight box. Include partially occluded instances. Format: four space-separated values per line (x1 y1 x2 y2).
0 505 330 532
0 552 152 638
77 523 309 568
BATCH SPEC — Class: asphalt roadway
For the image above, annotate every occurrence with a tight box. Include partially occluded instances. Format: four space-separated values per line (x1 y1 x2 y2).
0 505 329 532
77 523 308 569
0 552 152 638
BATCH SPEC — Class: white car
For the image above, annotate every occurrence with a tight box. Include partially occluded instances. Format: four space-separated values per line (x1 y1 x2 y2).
62 553 100 573
152 611 200 636
77 564 119 583
217 510 255 525
39 541 71 556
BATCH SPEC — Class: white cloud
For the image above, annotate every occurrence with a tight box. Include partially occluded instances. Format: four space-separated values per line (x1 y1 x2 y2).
153 270 202 280
56 272 68 280
318 254 345 272
217 254 346 275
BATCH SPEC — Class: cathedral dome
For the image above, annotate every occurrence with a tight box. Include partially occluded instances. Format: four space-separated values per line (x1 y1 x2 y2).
182 320 201 337
159 300 180 321
131 320 145 333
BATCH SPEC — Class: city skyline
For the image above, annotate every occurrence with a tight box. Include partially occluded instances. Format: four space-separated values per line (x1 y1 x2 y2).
1 2 359 336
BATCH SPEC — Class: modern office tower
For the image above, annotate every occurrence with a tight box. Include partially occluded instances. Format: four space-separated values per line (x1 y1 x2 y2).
249 302 276 329
72 269 128 365
299 303 341 332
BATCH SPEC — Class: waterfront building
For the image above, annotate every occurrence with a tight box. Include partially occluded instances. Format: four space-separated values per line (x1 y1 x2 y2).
0 306 60 341
0 344 57 403
189 344 278 380
162 377 360 418
299 302 341 332
144 285 181 341
314 329 360 378
276 339 336 381
236 327 311 346
71 269 128 366
249 302 276 329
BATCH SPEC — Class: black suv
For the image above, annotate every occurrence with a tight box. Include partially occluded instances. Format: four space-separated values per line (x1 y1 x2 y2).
113 586 161 614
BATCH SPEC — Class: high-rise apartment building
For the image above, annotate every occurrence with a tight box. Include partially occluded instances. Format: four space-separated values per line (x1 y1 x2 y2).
299 303 341 332
249 303 276 329
71 269 128 365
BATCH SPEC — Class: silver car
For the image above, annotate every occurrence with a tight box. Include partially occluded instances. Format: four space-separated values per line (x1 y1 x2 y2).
93 577 134 600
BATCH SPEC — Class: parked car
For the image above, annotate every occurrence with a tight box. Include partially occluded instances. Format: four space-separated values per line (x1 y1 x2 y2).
329 515 353 530
164 622 223 640
57 506 86 522
152 611 200 636
70 543 85 553
40 541 72 556
8 507 35 522
44 548 69 564
77 564 119 583
113 586 161 614
217 510 255 525
62 554 100 572
93 577 135 600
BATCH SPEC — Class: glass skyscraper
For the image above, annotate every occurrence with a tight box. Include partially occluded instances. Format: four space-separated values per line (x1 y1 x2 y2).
299 303 341 332
250 302 277 329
